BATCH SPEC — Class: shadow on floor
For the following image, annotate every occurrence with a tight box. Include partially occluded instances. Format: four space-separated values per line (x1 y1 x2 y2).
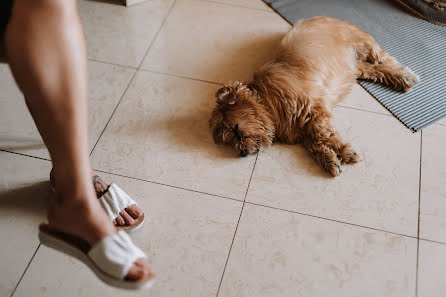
0 136 47 154
0 181 50 217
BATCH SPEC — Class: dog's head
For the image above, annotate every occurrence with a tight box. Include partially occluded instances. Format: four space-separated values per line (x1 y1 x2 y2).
209 81 275 157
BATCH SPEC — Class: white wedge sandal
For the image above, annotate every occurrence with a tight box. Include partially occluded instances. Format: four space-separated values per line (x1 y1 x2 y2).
39 224 155 290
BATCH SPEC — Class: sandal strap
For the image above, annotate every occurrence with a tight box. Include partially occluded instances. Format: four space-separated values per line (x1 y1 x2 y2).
98 183 137 220
88 230 147 279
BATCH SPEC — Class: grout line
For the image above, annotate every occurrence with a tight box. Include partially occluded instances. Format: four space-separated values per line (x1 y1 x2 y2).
4 142 443 247
215 154 258 297
96 166 446 247
215 203 245 297
3 146 442 248
200 0 273 12
5 139 431 246
243 154 259 201
337 104 393 117
89 0 177 156
87 58 138 70
93 168 243 203
0 149 50 162
10 244 41 297
89 70 138 156
417 131 423 238
137 0 177 70
245 201 419 240
93 167 446 248
356 83 420 133
416 239 420 297
415 130 423 297
419 237 446 246
138 68 223 85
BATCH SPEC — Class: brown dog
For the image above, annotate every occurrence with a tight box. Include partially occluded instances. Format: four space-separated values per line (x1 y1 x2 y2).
210 16 419 176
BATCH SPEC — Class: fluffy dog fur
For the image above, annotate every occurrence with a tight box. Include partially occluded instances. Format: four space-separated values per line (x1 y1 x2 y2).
210 16 419 176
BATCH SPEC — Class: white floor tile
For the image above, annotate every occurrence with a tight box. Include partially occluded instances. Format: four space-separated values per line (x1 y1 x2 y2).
0 152 51 297
219 204 417 297
247 108 420 236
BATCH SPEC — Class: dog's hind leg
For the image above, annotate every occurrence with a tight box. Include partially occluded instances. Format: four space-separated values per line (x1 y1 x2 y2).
357 60 419 92
356 43 419 92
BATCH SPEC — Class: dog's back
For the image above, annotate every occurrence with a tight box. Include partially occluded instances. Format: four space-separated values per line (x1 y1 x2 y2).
255 16 376 109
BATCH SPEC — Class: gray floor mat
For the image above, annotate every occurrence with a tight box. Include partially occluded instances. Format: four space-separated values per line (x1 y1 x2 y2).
263 0 446 131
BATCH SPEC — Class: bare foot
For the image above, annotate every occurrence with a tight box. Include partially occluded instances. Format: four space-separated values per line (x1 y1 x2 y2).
50 169 144 227
91 174 144 227
47 189 152 281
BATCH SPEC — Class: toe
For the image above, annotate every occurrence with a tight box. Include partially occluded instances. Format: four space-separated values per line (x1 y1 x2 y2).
120 210 135 226
116 214 126 226
125 258 152 281
125 204 143 219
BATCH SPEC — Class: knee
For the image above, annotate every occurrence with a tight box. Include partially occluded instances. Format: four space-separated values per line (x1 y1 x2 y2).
13 0 77 19
42 0 77 16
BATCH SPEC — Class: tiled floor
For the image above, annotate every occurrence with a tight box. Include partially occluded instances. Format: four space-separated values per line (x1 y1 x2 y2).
1 0 445 296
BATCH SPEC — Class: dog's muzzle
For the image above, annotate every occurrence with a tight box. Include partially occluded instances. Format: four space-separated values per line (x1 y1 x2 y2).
239 149 248 157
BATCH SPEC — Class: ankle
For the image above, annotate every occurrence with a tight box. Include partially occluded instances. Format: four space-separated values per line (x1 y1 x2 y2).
50 191 93 213
50 185 100 223
48 192 115 244
51 162 92 188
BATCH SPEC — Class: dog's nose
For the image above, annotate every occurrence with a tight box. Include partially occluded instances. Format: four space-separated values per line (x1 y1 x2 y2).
239 149 248 157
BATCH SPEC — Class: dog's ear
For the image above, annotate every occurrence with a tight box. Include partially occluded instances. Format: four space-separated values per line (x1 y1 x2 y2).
216 81 246 105
216 86 237 105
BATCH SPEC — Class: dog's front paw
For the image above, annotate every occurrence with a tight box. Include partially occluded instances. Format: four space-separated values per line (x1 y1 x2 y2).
326 160 343 177
308 143 344 177
338 144 362 164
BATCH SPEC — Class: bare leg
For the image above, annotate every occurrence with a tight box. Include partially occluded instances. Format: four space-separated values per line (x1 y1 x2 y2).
4 0 151 280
